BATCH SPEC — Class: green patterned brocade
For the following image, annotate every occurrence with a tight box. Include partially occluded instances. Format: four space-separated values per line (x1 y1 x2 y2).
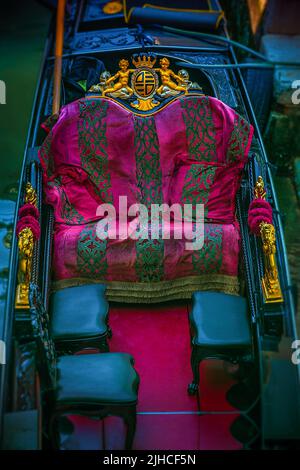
48 177 84 224
78 99 112 202
77 225 108 277
180 96 217 162
182 164 217 218
39 129 55 179
192 225 223 273
227 113 251 162
133 116 164 281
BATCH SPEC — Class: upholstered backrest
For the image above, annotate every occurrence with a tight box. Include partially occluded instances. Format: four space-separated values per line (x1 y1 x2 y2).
39 95 253 226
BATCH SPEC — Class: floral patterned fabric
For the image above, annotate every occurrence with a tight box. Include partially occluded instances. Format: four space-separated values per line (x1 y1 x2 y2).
39 95 253 302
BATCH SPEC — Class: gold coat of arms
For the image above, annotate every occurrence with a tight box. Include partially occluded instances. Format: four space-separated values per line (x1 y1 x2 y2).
89 53 201 111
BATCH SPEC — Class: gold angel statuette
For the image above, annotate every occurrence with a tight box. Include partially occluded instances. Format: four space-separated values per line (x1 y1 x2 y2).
156 57 189 96
102 59 134 97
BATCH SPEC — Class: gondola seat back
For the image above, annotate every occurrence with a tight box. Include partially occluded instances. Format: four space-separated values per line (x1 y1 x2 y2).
39 94 253 302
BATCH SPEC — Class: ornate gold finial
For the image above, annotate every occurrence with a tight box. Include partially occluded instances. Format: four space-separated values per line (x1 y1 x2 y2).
253 176 283 304
24 182 37 206
254 175 266 200
15 227 34 309
132 54 157 69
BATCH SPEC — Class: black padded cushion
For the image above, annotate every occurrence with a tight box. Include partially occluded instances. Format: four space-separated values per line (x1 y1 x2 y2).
129 8 222 30
190 292 251 348
56 353 139 405
50 284 109 340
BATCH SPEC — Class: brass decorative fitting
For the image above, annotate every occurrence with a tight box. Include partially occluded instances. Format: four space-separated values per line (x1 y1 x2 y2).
254 176 283 304
15 227 34 309
15 182 38 309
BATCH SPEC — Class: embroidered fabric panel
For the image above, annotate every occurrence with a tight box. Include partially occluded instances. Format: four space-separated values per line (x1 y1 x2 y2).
227 113 251 163
133 116 163 208
53 220 240 300
135 237 165 282
48 177 85 224
181 164 217 218
77 225 108 277
78 99 112 202
180 96 217 162
41 113 59 133
192 225 223 273
133 116 164 281
39 130 55 179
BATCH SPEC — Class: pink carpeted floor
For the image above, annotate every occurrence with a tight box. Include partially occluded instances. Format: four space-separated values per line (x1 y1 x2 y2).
64 303 241 450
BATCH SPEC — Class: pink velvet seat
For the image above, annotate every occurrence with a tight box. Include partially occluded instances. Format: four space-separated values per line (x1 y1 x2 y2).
39 94 253 302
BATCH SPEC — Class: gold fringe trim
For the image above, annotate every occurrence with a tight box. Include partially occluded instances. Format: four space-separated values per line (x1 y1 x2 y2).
51 275 240 304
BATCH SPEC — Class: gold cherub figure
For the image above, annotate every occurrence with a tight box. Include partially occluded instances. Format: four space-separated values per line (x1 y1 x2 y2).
254 176 266 200
156 57 188 95
102 59 134 97
24 182 37 206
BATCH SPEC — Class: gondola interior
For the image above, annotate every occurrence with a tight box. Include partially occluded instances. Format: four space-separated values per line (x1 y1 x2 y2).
1 0 300 451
